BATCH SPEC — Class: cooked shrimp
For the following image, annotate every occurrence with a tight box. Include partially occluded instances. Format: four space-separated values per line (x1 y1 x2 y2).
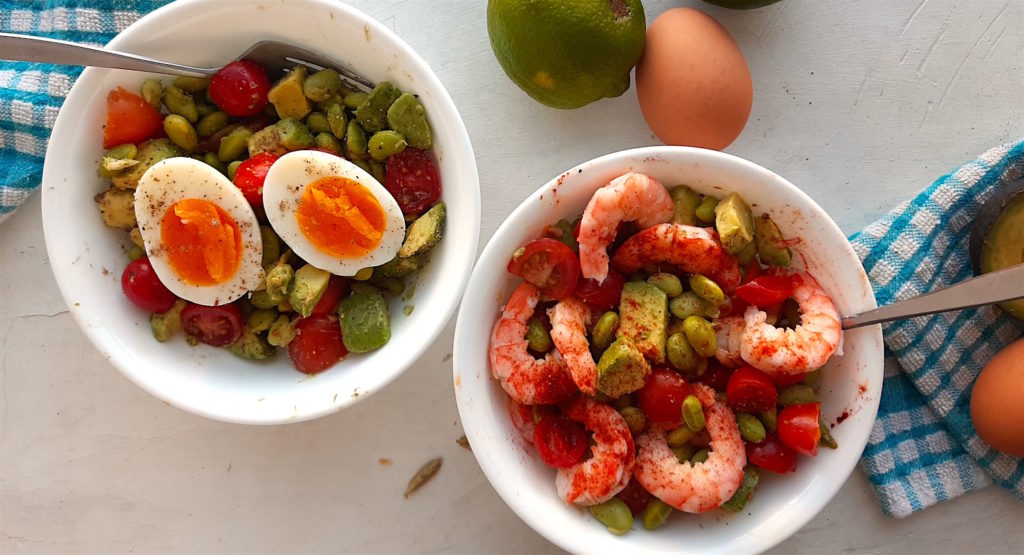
490 282 578 405
633 384 746 513
547 299 598 396
713 315 745 368
578 172 675 283
611 223 742 293
740 272 842 377
555 397 636 505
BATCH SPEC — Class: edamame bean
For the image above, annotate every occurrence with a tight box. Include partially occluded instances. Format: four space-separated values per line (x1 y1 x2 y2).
129 226 145 248
721 467 760 512
345 120 368 158
196 111 230 137
695 195 718 223
353 267 373 281
163 114 198 152
669 291 718 320
218 126 253 162
260 225 281 268
127 244 145 261
758 408 778 432
98 143 139 177
172 76 209 92
369 160 386 183
302 68 342 102
247 309 277 333
667 333 700 373
689 274 725 306
315 132 342 154
592 311 619 351
612 394 634 410
140 78 163 108
227 160 242 181
589 498 633 535
250 289 280 309
343 91 368 109
670 444 695 463
195 102 218 119
682 316 717 358
819 416 838 449
736 413 766 443
690 449 710 465
642 499 673 531
526 316 553 353
669 185 701 226
619 407 646 436
647 272 683 297
778 384 816 406
306 112 331 134
162 85 198 123
666 425 694 447
682 395 705 432
327 103 347 138
802 369 822 390
202 152 226 174
352 159 372 174
368 130 407 161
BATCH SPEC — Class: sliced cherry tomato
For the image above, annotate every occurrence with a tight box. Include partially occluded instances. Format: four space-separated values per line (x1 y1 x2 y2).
734 275 800 308
288 314 348 374
507 238 580 300
617 479 652 516
778 402 822 457
771 372 808 387
696 360 735 392
637 369 692 427
311 276 350 316
121 257 176 313
208 60 271 117
384 147 441 216
574 269 625 310
103 87 163 148
232 152 279 207
746 434 798 473
181 303 244 347
533 413 589 468
725 366 779 413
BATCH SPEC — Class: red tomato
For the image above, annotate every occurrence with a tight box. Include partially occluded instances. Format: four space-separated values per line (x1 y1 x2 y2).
507 238 580 300
208 60 270 117
384 147 442 216
311 276 350 316
771 372 808 387
696 360 735 392
181 303 244 347
288 314 348 374
637 369 692 427
103 87 163 149
574 269 625 310
742 258 763 284
617 479 652 516
232 152 280 207
778 403 822 456
746 434 798 473
121 257 176 313
734 275 800 308
725 366 778 413
533 413 589 468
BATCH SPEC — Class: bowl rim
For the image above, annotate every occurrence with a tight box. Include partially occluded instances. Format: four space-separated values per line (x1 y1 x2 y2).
40 0 481 424
453 145 882 554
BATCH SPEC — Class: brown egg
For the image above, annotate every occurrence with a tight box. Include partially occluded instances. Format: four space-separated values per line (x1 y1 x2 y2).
635 8 753 150
970 338 1024 456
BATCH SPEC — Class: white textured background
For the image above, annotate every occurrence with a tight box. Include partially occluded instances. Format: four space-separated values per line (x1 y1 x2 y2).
2 0 1023 553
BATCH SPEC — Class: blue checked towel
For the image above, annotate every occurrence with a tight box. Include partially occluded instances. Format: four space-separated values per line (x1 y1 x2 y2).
0 0 171 224
850 139 1024 517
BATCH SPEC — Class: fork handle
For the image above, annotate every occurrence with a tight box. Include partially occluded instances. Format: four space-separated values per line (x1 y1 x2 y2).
0 32 214 78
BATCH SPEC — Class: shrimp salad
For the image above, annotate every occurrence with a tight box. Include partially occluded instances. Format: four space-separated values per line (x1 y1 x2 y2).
489 172 842 534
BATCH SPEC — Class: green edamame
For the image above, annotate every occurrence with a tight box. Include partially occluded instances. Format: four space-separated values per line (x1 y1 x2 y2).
695 195 718 223
163 114 198 152
759 408 778 432
127 244 145 261
589 498 632 535
666 333 700 373
690 449 710 465
227 160 242 181
172 76 209 93
140 78 163 108
802 369 822 390
669 185 701 226
368 130 407 161
592 311 619 351
369 160 386 183
668 291 718 320
778 384 816 406
98 143 139 177
202 152 226 174
619 406 646 436
162 85 198 123
721 467 760 512
345 120 368 158
247 309 277 333
525 316 553 353
688 274 725 306
355 81 402 132
306 112 332 134
642 499 673 530
302 68 342 102
666 425 694 447
343 91 368 109
195 111 230 137
327 103 347 138
217 126 253 162
682 316 717 358
647 272 683 297
736 413 766 443
682 394 705 432
670 444 695 464
315 132 342 154
195 102 218 119
260 225 281 268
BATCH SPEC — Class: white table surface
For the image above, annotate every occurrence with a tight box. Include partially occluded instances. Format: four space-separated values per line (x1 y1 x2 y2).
2 0 1023 553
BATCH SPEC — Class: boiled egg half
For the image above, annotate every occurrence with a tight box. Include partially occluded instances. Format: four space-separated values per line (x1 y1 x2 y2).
134 157 264 306
262 150 406 276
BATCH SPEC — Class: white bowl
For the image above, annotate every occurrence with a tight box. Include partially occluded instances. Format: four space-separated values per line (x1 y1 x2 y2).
41 0 480 424
454 147 883 554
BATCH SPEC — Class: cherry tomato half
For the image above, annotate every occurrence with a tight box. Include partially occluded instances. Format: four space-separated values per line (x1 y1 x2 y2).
289 314 348 374
311 276 350 316
637 369 692 427
725 366 779 413
533 413 589 469
746 434 798 474
181 303 244 347
103 87 163 149
617 479 653 516
384 147 441 216
778 402 822 457
574 269 625 310
208 60 271 117
507 238 581 300
232 152 279 207
734 275 800 308
121 257 176 313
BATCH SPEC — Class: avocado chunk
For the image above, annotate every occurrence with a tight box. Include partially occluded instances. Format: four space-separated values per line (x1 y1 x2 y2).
95 186 137 230
227 330 276 360
386 92 432 149
267 315 298 347
754 213 792 267
268 65 313 120
669 185 701 226
354 81 402 132
247 118 315 156
596 336 652 398
714 193 755 256
398 202 445 258
150 299 186 342
338 287 391 353
288 263 331 318
111 139 183 189
616 282 669 363
375 253 426 278
979 192 1024 319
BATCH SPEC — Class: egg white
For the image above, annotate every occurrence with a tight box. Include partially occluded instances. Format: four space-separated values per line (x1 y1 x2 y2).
134 157 264 306
262 150 406 276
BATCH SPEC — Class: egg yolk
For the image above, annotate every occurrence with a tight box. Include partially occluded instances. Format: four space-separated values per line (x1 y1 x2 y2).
160 198 242 286
295 176 386 258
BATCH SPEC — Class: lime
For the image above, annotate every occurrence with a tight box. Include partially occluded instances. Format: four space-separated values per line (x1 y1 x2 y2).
703 0 784 9
487 0 646 109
